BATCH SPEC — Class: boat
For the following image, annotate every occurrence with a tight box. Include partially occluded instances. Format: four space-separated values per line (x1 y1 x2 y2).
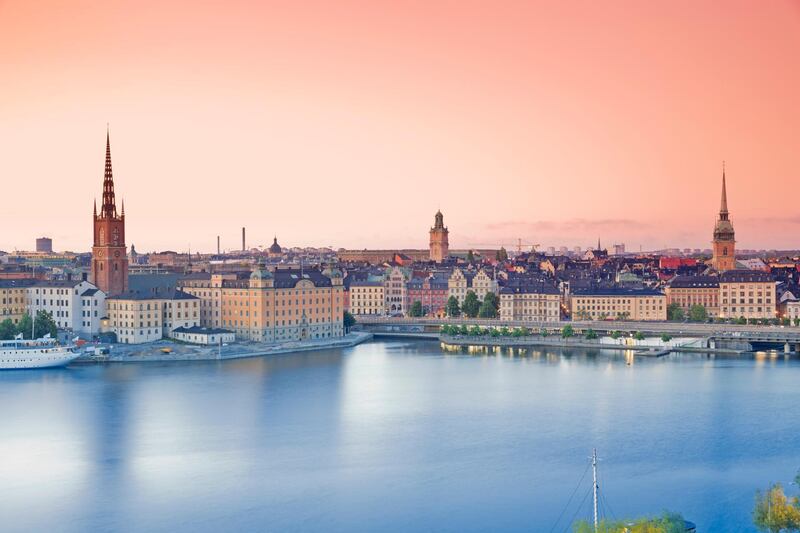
0 335 80 369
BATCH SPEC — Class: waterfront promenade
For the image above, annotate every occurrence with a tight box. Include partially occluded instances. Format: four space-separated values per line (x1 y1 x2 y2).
76 332 372 364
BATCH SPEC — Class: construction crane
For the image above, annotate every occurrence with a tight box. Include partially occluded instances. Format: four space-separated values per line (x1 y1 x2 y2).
469 239 540 254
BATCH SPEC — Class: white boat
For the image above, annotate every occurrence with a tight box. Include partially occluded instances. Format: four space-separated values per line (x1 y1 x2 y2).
0 336 80 369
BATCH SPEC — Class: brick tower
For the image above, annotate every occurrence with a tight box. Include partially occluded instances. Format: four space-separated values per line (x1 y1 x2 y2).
91 130 129 295
429 210 449 262
711 164 736 272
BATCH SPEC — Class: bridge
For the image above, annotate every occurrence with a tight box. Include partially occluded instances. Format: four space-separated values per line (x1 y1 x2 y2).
357 317 800 352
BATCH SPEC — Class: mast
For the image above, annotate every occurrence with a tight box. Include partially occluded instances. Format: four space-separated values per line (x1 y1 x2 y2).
592 448 599 531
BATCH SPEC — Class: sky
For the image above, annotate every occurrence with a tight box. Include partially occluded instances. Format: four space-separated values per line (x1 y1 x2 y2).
1 0 799 253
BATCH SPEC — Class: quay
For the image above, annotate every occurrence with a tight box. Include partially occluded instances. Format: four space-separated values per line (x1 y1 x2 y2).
75 331 373 364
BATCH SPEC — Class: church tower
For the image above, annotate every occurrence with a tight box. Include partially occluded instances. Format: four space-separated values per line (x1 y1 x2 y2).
91 130 129 295
429 210 449 262
711 164 736 272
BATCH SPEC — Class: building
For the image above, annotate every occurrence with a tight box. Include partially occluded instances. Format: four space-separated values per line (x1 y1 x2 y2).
406 272 449 316
106 289 199 344
499 279 561 322
718 270 776 319
429 210 450 262
0 279 36 325
350 278 385 316
35 237 53 253
384 266 408 314
471 269 498 300
178 265 344 342
91 131 129 296
711 166 736 272
171 326 235 345
26 280 106 337
665 275 720 317
268 236 283 257
571 287 666 321
448 267 474 305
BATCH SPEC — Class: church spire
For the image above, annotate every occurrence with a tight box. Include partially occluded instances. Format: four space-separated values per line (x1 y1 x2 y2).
101 128 117 219
719 161 729 220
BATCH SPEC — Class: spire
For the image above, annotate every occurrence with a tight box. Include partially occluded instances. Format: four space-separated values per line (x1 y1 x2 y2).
93 198 97 217
121 197 125 216
101 128 117 219
719 161 729 220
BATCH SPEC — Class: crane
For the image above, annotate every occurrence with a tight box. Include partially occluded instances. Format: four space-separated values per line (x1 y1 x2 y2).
469 239 540 254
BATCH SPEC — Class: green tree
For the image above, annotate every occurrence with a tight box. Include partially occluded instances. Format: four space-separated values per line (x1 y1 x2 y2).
466 250 475 263
561 324 574 338
667 303 685 321
540 327 549 337
753 483 800 532
439 324 452 335
610 330 622 339
468 325 482 336
634 331 645 341
458 324 469 335
499 326 510 336
573 512 687 533
495 247 508 261
0 319 16 340
782 318 791 326
489 327 500 338
478 292 499 318
409 300 424 317
446 296 461 317
34 310 58 339
795 318 800 327
16 313 33 339
584 328 597 340
661 333 672 342
688 305 708 322
737 316 748 325
343 311 356 331
462 291 481 318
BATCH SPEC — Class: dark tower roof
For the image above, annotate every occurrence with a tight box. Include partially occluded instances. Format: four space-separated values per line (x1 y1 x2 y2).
269 236 282 254
713 163 735 241
433 210 446 230
101 129 118 219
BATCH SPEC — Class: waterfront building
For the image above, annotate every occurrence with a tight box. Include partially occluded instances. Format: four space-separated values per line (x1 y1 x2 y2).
0 279 36 325
384 266 409 314
171 326 235 345
429 210 449 262
350 278 385 316
665 275 720 317
178 265 344 342
91 131 129 296
448 267 474 305
718 269 776 319
406 273 449 316
570 287 666 321
106 289 199 344
711 166 736 272
499 279 561 322
26 280 106 336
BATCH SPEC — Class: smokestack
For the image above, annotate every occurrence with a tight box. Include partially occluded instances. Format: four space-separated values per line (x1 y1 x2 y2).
242 227 246 251
217 235 220 255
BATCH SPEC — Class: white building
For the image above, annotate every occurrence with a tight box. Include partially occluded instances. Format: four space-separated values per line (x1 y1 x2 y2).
171 326 235 345
26 280 106 338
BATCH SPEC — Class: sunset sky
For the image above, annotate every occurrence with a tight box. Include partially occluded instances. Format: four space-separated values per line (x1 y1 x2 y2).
1 1 799 253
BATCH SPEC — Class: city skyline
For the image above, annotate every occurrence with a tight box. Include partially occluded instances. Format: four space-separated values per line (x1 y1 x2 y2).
2 1 799 252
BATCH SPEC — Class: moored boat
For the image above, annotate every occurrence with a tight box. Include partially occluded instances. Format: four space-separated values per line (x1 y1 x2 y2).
0 335 79 369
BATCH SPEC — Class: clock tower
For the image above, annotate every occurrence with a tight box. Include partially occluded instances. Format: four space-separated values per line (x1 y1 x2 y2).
91 130 129 296
711 164 736 272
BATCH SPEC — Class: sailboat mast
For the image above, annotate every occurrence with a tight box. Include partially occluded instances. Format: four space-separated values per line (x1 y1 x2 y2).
592 448 598 531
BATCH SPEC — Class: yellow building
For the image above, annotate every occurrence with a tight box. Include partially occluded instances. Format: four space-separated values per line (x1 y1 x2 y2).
179 266 344 342
0 280 34 325
107 290 200 344
350 279 385 316
719 270 775 319
571 288 666 321
499 280 561 322
665 275 720 317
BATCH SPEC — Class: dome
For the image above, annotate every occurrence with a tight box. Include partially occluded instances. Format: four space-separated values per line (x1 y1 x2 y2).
269 236 282 254
250 266 273 280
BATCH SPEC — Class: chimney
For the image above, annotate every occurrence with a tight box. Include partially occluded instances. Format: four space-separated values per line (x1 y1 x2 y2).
217 235 220 255
242 227 246 251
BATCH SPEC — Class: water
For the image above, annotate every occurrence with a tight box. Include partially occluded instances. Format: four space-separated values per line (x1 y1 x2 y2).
1 340 798 532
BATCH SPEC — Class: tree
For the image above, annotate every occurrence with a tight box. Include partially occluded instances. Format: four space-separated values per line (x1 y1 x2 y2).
343 311 356 332
561 325 574 338
34 310 58 339
573 512 687 533
688 305 708 323
495 247 508 262
409 300 424 317
795 318 800 327
753 483 800 532
446 296 461 317
633 331 645 341
478 292 499 318
0 319 16 340
667 303 685 321
468 325 482 336
661 333 672 342
462 291 481 318
610 330 622 340
466 250 475 263
439 324 452 335
16 313 33 339
540 327 549 337
489 327 500 338
458 324 469 335
500 326 510 336
584 328 597 340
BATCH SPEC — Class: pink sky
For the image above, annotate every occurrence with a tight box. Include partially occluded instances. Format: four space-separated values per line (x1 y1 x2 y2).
1 0 799 253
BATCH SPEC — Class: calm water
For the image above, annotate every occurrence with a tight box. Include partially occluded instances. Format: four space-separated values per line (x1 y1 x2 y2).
1 340 799 532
